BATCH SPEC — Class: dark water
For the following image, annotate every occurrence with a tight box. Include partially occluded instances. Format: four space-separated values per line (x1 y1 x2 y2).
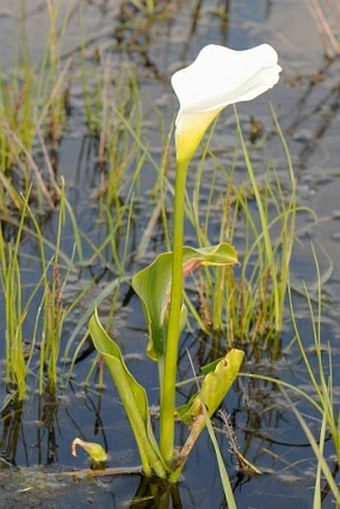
0 1 339 508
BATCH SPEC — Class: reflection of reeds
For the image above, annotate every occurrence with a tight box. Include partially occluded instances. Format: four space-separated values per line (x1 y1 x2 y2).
284 54 339 172
305 0 340 58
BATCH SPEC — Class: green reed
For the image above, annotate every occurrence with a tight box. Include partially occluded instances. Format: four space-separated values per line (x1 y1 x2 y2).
0 196 29 401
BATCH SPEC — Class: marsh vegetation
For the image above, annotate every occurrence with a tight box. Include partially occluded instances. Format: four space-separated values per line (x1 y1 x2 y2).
0 1 339 507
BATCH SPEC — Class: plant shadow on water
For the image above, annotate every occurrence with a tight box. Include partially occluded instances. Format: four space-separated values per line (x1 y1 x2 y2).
0 0 340 508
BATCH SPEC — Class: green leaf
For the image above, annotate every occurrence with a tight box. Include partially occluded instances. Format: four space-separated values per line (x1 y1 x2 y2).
176 348 244 426
132 243 238 360
89 310 168 478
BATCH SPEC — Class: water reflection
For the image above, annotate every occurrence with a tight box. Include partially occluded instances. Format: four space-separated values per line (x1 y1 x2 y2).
285 57 340 170
130 477 182 509
0 399 25 466
37 387 59 465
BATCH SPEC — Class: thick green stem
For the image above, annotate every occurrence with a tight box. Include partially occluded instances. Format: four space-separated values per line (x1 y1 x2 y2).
160 158 189 467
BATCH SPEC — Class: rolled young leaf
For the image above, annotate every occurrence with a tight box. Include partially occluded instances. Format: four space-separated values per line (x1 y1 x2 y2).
176 349 245 427
71 437 107 463
170 348 245 480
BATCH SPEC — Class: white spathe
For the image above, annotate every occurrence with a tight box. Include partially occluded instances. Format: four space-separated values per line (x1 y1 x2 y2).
171 44 282 162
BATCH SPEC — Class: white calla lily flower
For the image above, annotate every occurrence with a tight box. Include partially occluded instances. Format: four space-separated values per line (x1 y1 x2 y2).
171 44 282 162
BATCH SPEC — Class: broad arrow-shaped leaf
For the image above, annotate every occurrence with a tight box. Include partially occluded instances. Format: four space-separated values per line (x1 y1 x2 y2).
132 243 238 360
89 310 168 478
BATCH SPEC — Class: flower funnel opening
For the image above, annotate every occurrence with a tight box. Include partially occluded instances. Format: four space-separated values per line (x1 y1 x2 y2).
171 43 282 162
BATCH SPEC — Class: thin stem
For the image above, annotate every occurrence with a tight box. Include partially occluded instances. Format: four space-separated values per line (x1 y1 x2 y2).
160 158 189 467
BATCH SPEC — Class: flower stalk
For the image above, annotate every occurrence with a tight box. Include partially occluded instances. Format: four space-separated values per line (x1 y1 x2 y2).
160 43 282 468
160 157 190 466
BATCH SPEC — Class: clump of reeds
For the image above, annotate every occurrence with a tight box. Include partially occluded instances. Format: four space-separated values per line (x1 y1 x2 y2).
0 182 90 402
0 0 71 216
